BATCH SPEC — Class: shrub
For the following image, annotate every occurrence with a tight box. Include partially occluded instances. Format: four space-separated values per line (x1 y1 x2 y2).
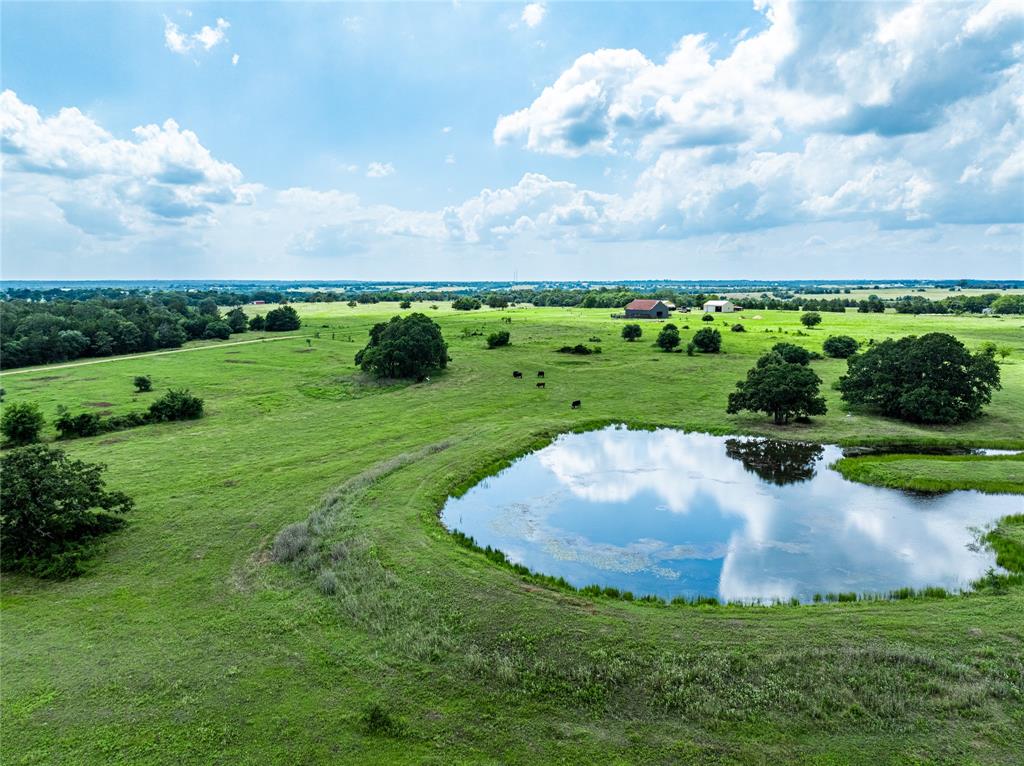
264 305 301 331
731 323 746 332
769 342 812 365
451 297 482 311
656 325 681 352
800 311 822 328
399 300 412 309
248 314 266 331
271 521 311 563
1 402 44 446
692 327 722 353
147 389 205 422
362 703 400 736
0 445 134 578
822 335 860 359
701 313 714 322
727 352 827 424
839 333 1001 423
355 313 449 379
203 321 232 340
486 330 511 349
556 344 600 355
621 324 642 342
55 409 103 440
686 342 696 356
154 322 187 348
134 375 153 392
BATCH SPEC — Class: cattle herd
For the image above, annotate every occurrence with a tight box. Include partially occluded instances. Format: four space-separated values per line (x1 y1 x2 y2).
511 370 579 408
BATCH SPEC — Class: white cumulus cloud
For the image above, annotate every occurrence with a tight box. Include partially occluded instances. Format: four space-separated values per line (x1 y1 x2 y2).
164 16 230 57
521 3 546 29
366 162 396 178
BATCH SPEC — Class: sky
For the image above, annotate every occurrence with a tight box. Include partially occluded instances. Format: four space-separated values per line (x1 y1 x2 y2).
1 1 1022 281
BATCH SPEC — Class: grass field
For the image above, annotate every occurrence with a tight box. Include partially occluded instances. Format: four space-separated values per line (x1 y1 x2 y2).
3 302 1024 764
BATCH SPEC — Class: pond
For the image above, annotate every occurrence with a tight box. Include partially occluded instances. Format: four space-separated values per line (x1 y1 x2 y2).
440 426 1020 604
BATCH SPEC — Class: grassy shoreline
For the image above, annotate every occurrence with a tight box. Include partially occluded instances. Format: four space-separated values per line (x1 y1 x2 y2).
833 452 1024 494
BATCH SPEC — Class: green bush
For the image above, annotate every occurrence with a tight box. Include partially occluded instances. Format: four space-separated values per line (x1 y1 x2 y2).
264 305 301 331
621 323 642 342
701 313 714 322
0 445 134 578
399 300 412 309
203 321 232 340
1 402 44 446
147 389 205 422
451 297 482 311
800 311 822 328
224 307 249 333
486 330 511 349
656 325 681 352
248 314 267 331
55 409 103 440
692 328 722 353
731 324 746 332
134 375 153 393
822 335 860 358
556 344 600 355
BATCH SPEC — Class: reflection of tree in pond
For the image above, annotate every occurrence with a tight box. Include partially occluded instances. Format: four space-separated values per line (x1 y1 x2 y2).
724 438 824 486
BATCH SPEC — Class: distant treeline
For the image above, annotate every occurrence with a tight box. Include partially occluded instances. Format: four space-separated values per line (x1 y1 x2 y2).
0 294 300 369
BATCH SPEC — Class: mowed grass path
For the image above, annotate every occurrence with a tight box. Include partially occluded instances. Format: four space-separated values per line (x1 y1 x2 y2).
3 303 1024 765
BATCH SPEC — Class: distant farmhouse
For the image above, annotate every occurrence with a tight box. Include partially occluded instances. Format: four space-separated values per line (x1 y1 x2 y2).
624 299 673 319
703 299 738 313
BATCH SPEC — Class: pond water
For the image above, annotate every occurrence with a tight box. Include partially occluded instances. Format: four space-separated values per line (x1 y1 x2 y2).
440 426 1021 604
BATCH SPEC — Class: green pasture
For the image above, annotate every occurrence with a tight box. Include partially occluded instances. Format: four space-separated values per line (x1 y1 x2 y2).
2 302 1023 764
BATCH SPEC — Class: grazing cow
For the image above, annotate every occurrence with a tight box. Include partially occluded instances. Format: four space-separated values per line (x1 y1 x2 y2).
536 382 545 388
512 371 523 378
537 371 545 378
571 399 581 409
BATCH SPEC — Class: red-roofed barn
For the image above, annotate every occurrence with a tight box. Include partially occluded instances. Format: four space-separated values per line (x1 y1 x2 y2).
623 299 673 319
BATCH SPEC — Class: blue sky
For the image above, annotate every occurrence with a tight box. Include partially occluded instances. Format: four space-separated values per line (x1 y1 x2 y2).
2 1 1022 280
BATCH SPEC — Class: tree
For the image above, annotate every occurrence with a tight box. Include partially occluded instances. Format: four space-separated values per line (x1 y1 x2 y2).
265 305 301 331
451 297 482 311
692 327 722 353
485 294 509 309
224 307 249 333
701 313 715 322
203 321 232 340
838 333 1001 424
134 375 153 393
822 335 860 359
0 445 134 578
486 330 511 348
769 342 812 365
1 402 45 446
800 311 822 328
656 324 680 352
155 322 187 348
990 295 1024 314
621 323 643 342
727 352 827 425
399 300 412 309
731 323 746 332
248 314 267 331
198 298 220 318
355 313 448 379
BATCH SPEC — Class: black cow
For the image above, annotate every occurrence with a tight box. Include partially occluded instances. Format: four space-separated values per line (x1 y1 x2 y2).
537 371 545 378
512 371 523 378
571 399 581 409
536 382 545 388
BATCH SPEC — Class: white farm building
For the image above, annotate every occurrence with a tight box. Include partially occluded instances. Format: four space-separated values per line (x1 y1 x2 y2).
703 299 738 313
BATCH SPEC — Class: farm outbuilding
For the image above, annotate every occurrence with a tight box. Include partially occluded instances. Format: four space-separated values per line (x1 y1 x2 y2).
624 299 673 319
703 299 737 313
